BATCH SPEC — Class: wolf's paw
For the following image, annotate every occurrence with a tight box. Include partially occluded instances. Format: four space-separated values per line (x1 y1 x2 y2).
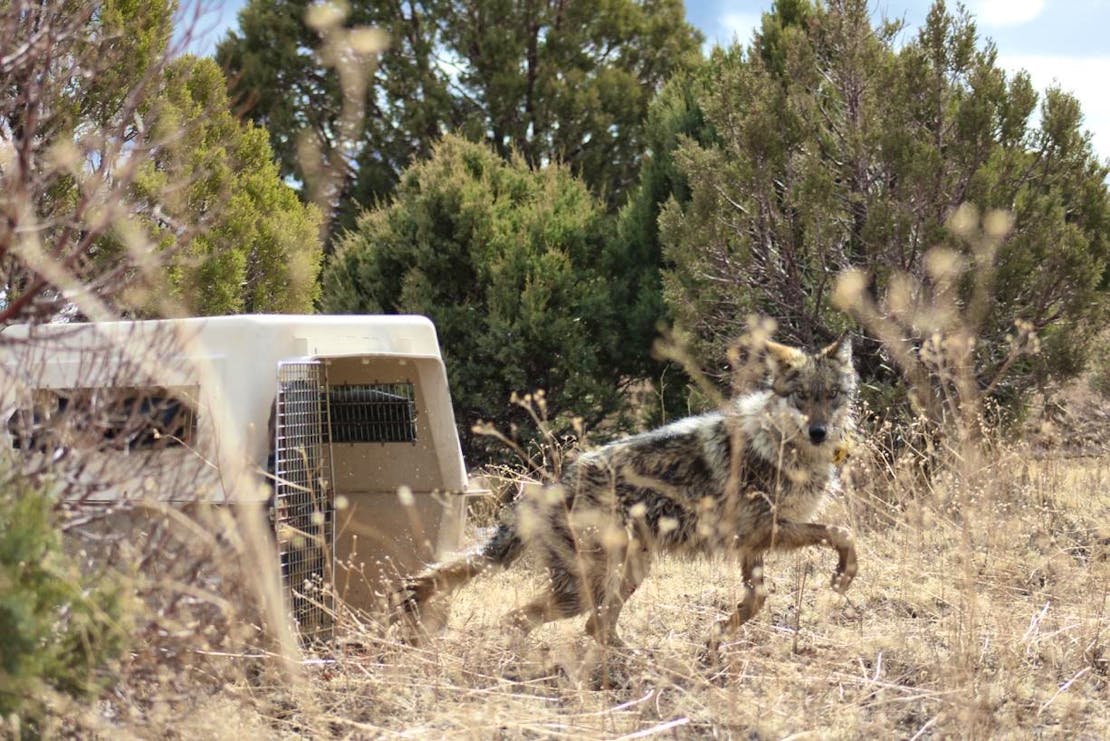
828 527 857 594
830 569 855 594
395 602 449 645
698 638 722 668
387 582 420 621
830 555 857 594
697 638 732 683
699 619 732 665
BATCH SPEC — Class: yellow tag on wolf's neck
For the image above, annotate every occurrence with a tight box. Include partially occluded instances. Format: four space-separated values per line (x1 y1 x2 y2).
833 443 851 466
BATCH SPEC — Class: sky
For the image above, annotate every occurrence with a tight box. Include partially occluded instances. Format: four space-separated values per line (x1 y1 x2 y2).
188 0 1110 162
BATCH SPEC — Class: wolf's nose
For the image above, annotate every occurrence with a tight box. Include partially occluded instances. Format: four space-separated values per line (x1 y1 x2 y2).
809 424 827 444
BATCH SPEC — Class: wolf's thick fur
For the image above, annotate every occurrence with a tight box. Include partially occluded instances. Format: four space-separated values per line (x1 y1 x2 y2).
395 337 859 651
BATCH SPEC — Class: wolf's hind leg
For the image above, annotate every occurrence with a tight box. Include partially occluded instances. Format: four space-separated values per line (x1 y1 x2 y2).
391 557 485 643
503 592 576 633
503 552 588 633
583 546 650 647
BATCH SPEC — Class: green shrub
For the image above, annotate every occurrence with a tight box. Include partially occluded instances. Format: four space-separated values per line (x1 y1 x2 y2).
0 472 132 729
322 135 628 461
1089 334 1110 399
660 1 1109 415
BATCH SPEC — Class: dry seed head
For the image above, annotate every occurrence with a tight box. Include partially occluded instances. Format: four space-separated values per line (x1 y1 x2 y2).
924 246 965 282
943 331 975 363
833 268 868 311
953 332 975 353
296 130 323 175
542 484 565 505
0 138 14 170
745 314 777 344
348 27 387 55
601 523 628 550
305 1 348 30
887 273 915 316
948 202 980 238
396 485 414 507
86 203 113 234
517 502 542 538
920 333 943 366
1012 319 1041 353
983 209 1014 239
46 139 81 175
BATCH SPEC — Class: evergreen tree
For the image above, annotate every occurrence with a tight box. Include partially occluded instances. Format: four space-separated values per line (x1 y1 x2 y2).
660 0 1109 408
322 135 623 459
604 66 717 418
0 1 323 324
135 56 324 316
216 0 703 237
1 0 176 324
0 469 132 727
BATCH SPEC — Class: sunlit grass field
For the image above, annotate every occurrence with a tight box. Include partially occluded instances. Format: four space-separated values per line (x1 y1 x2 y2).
103 443 1107 739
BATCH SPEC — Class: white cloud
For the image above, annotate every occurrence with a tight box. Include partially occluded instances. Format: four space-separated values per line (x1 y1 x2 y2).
718 12 762 45
970 0 1045 27
998 54 1110 162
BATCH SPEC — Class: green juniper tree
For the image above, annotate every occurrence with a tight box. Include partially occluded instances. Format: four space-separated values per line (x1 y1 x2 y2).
660 0 1109 413
604 66 717 419
135 56 324 315
216 0 703 238
322 135 624 460
1 0 176 324
0 471 132 731
1 2 322 323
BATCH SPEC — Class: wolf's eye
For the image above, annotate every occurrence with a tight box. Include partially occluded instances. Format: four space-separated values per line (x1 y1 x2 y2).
828 389 840 400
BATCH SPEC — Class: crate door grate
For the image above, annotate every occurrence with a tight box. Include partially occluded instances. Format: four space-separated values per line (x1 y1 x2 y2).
328 383 417 443
274 361 335 641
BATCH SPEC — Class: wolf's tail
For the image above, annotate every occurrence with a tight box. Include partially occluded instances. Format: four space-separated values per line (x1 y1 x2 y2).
391 519 524 623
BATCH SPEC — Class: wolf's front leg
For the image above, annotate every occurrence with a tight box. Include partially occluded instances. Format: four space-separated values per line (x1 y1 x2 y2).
704 552 767 661
829 526 858 593
768 521 857 594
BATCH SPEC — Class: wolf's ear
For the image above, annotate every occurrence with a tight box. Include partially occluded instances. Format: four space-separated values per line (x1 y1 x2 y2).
764 340 805 376
820 334 853 364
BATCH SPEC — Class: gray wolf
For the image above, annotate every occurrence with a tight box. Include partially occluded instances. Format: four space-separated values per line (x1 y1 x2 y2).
394 336 859 653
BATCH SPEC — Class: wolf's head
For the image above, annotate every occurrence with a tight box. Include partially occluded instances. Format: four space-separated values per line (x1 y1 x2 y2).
759 337 858 455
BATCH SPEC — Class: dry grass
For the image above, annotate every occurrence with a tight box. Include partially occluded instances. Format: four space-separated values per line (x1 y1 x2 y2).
96 442 1108 740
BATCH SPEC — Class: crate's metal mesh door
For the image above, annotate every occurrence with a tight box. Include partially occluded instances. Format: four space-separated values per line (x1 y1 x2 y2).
274 361 335 640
